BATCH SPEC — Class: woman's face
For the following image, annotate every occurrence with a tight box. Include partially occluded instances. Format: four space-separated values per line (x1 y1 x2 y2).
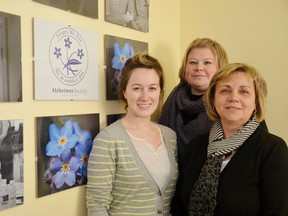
214 72 256 130
185 48 218 95
123 68 161 119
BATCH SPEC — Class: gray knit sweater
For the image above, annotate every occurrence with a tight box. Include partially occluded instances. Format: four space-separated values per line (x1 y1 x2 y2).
86 120 178 216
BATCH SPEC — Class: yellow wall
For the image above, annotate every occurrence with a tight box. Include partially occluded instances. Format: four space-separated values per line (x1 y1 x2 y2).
1 0 287 215
0 0 180 215
181 0 288 143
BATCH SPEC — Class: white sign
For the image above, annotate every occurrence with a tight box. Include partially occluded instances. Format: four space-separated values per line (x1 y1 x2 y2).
33 18 99 100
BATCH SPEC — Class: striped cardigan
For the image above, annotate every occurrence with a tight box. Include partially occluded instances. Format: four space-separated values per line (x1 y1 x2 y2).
86 120 178 216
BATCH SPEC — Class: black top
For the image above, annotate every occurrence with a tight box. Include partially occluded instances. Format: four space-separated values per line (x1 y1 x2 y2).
172 127 288 216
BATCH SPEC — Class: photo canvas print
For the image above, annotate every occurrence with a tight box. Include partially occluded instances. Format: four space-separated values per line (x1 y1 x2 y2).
105 34 148 100
0 119 23 211
33 0 98 19
105 0 149 32
0 11 22 102
33 18 99 100
107 113 124 126
36 113 99 197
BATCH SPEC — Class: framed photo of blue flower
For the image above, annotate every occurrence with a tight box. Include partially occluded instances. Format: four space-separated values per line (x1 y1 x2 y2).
104 34 148 100
36 113 99 197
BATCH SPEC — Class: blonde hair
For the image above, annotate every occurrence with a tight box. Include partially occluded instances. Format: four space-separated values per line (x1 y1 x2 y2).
179 38 228 84
204 63 267 122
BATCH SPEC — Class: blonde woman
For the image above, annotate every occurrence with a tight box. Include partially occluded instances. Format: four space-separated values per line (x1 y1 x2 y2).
178 63 288 216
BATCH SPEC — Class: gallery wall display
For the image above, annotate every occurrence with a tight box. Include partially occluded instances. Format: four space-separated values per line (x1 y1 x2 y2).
105 0 149 32
33 17 99 100
36 113 99 198
104 34 148 100
0 11 22 102
33 0 98 19
0 119 24 211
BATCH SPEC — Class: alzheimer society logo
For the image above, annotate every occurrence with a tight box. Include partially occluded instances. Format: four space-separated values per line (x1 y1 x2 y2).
49 27 88 86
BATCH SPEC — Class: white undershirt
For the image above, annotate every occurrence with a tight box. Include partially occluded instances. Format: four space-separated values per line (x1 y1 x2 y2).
127 128 170 189
221 159 230 172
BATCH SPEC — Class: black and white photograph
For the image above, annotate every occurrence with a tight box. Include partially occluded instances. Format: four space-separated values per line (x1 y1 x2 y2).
105 0 149 32
0 11 22 102
0 119 23 211
33 0 98 19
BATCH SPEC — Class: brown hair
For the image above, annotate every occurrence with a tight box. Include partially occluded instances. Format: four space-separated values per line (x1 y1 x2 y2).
118 52 164 106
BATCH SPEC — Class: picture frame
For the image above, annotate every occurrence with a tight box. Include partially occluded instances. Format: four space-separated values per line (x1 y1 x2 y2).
33 18 99 100
33 0 98 19
104 34 148 100
36 113 99 197
0 11 22 102
107 113 124 126
105 0 149 32
0 119 23 210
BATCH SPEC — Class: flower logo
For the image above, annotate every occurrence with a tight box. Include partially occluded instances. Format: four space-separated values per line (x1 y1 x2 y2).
49 27 88 86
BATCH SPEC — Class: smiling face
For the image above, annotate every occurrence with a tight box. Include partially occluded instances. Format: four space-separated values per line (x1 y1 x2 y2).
214 72 256 130
185 48 218 95
123 68 161 119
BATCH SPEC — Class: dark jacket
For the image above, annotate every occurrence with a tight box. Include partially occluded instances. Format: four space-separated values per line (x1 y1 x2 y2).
172 126 288 216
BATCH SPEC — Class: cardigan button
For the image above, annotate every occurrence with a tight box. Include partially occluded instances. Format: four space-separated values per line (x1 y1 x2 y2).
158 191 162 196
157 209 162 214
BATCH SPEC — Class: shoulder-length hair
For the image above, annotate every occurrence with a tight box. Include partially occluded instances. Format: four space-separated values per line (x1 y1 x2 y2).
179 38 228 84
204 63 267 122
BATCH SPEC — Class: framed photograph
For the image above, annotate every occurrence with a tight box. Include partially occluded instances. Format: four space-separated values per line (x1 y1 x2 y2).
36 113 99 197
33 0 98 19
104 34 148 100
0 119 23 209
33 18 99 100
107 113 124 126
0 11 22 102
105 0 149 32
